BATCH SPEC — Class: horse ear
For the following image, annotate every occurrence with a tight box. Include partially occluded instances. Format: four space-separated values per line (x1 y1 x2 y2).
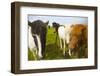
45 21 49 25
28 21 32 26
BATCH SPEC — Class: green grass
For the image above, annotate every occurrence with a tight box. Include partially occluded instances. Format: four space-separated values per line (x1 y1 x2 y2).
28 48 38 60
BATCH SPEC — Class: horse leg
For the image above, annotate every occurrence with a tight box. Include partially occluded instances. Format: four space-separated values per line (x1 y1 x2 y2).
63 39 66 55
55 33 58 45
68 49 71 56
36 35 42 59
59 38 62 49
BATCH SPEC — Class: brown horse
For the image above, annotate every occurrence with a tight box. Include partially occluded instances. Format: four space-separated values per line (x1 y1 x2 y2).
68 24 88 58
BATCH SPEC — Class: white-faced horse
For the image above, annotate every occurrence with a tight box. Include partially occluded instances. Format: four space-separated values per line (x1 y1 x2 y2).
28 20 49 59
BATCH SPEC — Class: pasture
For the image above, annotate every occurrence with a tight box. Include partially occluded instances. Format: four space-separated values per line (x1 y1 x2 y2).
28 26 86 61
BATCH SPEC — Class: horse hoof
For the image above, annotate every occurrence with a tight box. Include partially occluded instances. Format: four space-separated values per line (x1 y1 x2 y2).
38 56 45 60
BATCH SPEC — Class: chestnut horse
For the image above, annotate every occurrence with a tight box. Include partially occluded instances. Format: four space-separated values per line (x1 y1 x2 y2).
68 24 88 58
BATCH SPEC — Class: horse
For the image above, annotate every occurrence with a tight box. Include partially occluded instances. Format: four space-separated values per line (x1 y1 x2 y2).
58 25 72 56
28 20 49 59
68 24 88 58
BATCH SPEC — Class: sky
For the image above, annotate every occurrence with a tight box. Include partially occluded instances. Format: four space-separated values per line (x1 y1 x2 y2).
28 15 88 26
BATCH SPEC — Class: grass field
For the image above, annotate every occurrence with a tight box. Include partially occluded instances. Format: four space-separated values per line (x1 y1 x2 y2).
28 27 72 60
